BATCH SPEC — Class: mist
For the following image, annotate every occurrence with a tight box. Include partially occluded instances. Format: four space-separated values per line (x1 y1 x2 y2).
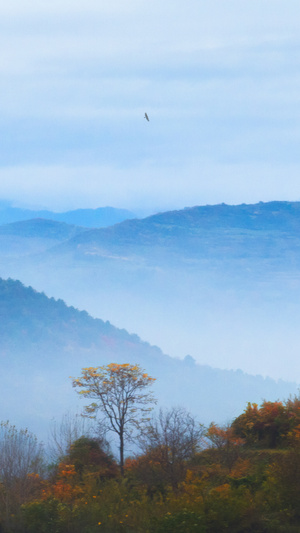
2 233 300 383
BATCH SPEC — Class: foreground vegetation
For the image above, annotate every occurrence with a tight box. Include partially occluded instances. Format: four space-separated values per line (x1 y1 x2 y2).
1 375 300 532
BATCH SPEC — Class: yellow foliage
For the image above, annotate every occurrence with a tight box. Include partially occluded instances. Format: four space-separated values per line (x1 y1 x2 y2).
230 458 251 479
212 483 231 497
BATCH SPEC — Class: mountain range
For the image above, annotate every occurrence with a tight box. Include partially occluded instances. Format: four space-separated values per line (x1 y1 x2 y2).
0 201 136 227
1 201 300 384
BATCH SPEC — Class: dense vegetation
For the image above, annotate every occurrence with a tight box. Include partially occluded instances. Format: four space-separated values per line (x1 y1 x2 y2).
1 394 300 532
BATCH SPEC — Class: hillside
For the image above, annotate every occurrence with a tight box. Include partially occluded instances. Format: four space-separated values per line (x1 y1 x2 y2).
0 218 86 239
17 398 300 533
1 202 300 382
1 277 298 440
48 201 300 269
0 219 88 258
0 277 162 361
5 200 300 271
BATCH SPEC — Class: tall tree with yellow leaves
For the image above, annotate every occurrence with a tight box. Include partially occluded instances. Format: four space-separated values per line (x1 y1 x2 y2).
72 364 156 475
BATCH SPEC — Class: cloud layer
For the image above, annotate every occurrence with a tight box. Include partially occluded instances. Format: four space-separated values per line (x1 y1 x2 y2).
1 0 300 210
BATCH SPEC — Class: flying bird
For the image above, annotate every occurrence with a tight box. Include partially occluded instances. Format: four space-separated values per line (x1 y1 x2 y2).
144 112 149 121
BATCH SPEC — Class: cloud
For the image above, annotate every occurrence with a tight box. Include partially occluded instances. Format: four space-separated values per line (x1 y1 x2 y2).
1 159 300 213
1 0 300 210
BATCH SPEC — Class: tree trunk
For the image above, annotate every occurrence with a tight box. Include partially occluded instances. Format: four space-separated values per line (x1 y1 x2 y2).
120 430 124 476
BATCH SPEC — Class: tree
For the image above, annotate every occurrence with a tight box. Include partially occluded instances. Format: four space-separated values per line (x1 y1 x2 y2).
231 400 293 448
72 363 156 475
68 436 118 480
206 423 244 473
263 446 300 524
0 421 44 531
138 407 203 490
48 411 94 463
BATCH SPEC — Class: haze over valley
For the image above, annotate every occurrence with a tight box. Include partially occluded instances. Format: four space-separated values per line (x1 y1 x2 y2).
1 275 297 442
1 201 300 386
1 199 300 441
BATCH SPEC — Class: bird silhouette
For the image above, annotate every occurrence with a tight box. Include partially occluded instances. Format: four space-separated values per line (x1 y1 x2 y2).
144 112 149 121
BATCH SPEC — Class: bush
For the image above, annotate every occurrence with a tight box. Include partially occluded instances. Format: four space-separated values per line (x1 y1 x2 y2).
22 499 63 533
150 509 206 533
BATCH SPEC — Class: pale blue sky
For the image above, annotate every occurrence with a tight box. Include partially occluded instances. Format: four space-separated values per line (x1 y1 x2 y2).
1 0 300 212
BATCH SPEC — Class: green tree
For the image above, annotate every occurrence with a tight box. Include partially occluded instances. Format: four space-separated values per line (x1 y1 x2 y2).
72 363 156 475
68 436 118 480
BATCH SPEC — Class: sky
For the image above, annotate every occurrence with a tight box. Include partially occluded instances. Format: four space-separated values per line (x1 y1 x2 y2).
1 0 300 213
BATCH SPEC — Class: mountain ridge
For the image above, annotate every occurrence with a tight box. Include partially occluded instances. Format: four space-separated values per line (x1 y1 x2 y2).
43 200 300 267
0 203 136 228
0 219 90 259
1 277 298 440
0 218 87 239
1 201 300 383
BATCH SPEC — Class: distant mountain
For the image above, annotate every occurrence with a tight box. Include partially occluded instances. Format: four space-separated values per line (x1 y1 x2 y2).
4 200 300 266
0 219 88 258
2 201 300 383
51 207 137 227
1 277 298 441
0 203 136 227
49 201 300 267
0 218 86 239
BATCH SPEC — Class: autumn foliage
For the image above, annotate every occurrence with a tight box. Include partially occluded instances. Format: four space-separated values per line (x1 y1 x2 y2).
2 379 300 532
232 397 300 448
